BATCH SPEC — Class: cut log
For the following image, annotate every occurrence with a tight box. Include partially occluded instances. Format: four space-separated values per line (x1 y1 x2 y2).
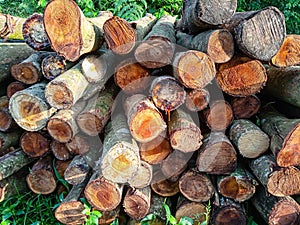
130 13 157 41
134 16 176 68
123 186 151 220
0 148 35 180
103 16 136 55
216 56 267 97
218 166 258 202
185 89 210 112
114 58 151 94
202 100 233 131
41 53 68 80
259 106 300 167
173 50 216 90
0 96 16 132
22 13 50 50
50 140 72 161
176 0 237 34
11 52 50 85
179 169 214 202
26 155 57 194
251 185 300 225
101 114 140 183
9 82 56 131
176 29 234 63
139 135 172 165
229 119 269 158
6 81 26 99
249 154 300 197
271 35 300 67
150 76 186 112
64 155 91 185
128 161 153 189
151 170 179 197
55 159 72 178
20 131 50 158
124 94 166 143
44 0 109 61
222 7 286 61
230 95 261 119
197 132 237 174
263 66 300 108
168 109 202 153
0 13 25 40
66 134 90 155
84 171 124 211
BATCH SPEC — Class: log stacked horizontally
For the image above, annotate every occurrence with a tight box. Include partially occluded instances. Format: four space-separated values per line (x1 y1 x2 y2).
1 0 300 224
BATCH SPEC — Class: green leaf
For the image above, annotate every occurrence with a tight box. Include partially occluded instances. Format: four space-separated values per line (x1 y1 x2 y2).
110 218 119 225
91 210 102 218
178 216 194 225
141 213 156 222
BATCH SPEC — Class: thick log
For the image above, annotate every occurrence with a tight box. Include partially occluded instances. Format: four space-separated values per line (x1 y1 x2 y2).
263 66 300 108
229 119 269 158
41 54 68 80
151 170 179 197
249 154 300 197
176 0 237 34
0 13 25 40
173 50 216 89
271 35 300 67
216 56 267 96
169 109 202 153
222 7 286 61
134 16 176 68
50 140 72 161
9 82 56 131
64 155 90 185
55 159 72 178
179 169 214 202
84 171 124 211
66 134 90 155
176 29 234 63
130 13 157 41
124 94 166 143
128 161 153 189
6 81 26 99
22 13 50 51
218 166 258 202
139 135 172 165
101 114 140 183
197 132 237 174
103 16 136 55
230 95 261 119
123 186 151 220
202 100 233 131
185 88 210 112
259 107 300 167
150 76 186 112
0 148 35 180
20 131 50 158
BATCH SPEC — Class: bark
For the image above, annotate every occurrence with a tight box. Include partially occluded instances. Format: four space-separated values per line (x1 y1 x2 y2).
229 119 269 158
271 35 300 67
101 114 140 184
41 53 68 80
124 94 166 143
134 15 176 68
20 131 50 158
128 161 153 189
64 155 91 185
148 193 171 220
176 0 237 34
216 56 267 97
151 170 179 197
249 154 300 197
6 81 26 99
230 95 261 119
173 50 216 89
123 186 151 220
50 140 72 161
263 66 300 108
259 106 300 167
66 134 90 156
0 148 35 180
185 88 210 112
222 7 286 61
0 13 25 40
0 108 14 132
130 13 157 41
179 169 214 202
22 13 50 50
98 205 120 225
197 132 237 174
176 29 234 63
9 82 56 131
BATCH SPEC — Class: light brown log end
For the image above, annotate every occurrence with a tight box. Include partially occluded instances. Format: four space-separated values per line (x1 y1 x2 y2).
128 161 153 188
175 201 207 224
66 135 90 155
151 171 179 197
76 113 102 136
185 89 210 112
47 118 73 143
11 62 40 84
20 132 50 158
0 110 12 132
45 81 74 109
55 201 86 225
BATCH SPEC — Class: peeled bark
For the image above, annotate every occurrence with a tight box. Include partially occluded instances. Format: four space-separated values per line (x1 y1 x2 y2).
64 155 90 185
41 54 68 80
50 140 72 161
229 119 269 158
271 35 300 67
216 56 267 97
20 131 50 158
151 170 179 197
230 95 261 119
173 50 216 89
185 89 210 112
130 13 157 41
6 81 26 99
124 94 166 143
176 29 234 63
134 16 176 68
197 132 237 174
0 13 25 40
128 161 153 189
66 134 90 156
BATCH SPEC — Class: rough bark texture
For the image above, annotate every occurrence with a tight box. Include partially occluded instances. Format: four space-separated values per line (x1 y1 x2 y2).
0 13 25 40
173 50 216 89
151 170 179 197
0 107 14 132
134 16 176 68
64 155 91 185
20 131 50 158
128 161 153 189
130 13 157 41
6 81 26 99
185 88 210 112
41 54 68 80
230 95 261 119
176 29 234 63
216 56 267 97
229 119 269 158
0 130 22 154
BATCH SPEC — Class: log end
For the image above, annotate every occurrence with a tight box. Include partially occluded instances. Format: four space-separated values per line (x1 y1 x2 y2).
45 81 74 109
26 169 56 194
175 202 206 224
212 205 247 225
47 118 73 143
42 54 66 80
0 110 12 132
11 62 40 85
231 95 261 119
206 101 233 131
55 201 86 225
128 161 153 189
269 199 300 225
185 89 210 112
20 132 50 158
7 82 27 99
77 113 102 136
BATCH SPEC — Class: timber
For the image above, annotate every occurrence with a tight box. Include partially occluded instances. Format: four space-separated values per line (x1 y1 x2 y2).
20 131 50 158
0 96 17 132
41 54 67 80
185 89 210 112
130 13 157 41
51 140 71 161
230 95 261 119
151 170 179 197
128 161 153 189
66 134 90 155
64 155 91 185
6 81 26 99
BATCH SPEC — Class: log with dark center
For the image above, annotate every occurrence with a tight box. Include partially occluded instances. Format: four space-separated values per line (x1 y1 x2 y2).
50 140 72 161
41 54 67 80
20 131 50 158
230 95 261 119
185 88 210 112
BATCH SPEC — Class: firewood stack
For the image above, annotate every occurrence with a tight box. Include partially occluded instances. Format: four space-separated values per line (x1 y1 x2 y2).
1 0 300 224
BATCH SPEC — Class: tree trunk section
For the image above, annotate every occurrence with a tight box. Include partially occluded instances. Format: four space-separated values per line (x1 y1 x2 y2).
64 155 91 185
20 131 50 158
6 81 26 99
130 13 157 41
0 13 25 40
41 53 68 80
151 170 179 197
185 88 210 112
230 95 261 119
134 15 176 68
0 107 14 132
50 140 72 161
229 119 269 158
66 134 90 155
0 130 22 154
128 161 153 189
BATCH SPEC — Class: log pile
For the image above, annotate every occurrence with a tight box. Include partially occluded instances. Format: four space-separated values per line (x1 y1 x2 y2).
0 0 300 224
